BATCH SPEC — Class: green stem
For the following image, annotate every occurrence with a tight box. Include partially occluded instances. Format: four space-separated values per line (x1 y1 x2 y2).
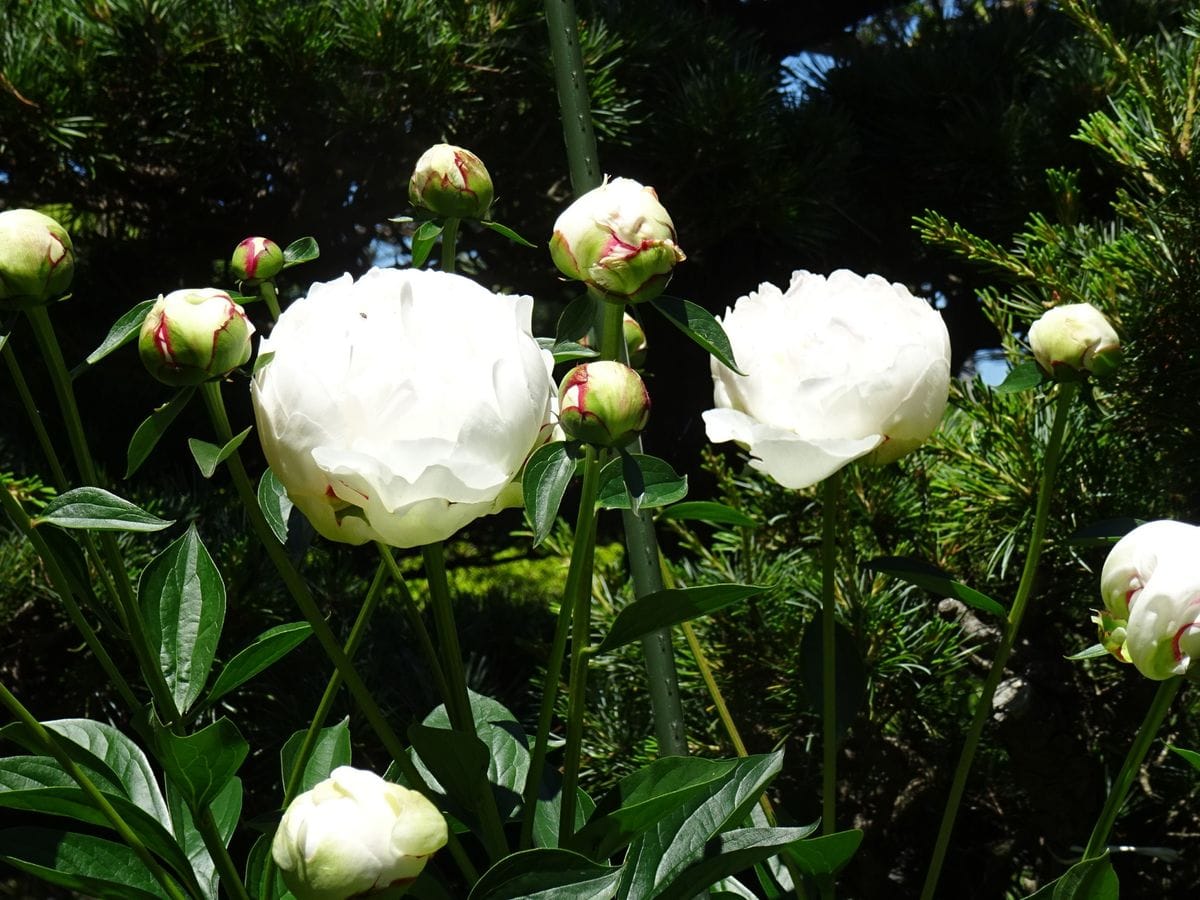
440 217 460 274
559 445 602 845
544 0 602 194
259 281 283 322
3 339 69 488
193 805 250 900
920 382 1079 900
377 546 452 710
0 681 193 900
1083 677 1184 859
820 470 841 837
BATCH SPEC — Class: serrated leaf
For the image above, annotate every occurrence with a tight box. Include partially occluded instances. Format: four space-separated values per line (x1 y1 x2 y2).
865 556 1006 618
595 585 762 655
258 468 294 544
596 454 686 510
138 525 226 716
33 487 173 533
412 222 444 268
1066 643 1111 661
1024 853 1118 899
0 827 168 899
800 620 867 739
650 295 742 374
126 388 196 478
1169 745 1200 773
482 220 537 248
154 717 247 812
205 622 313 708
281 237 319 269
522 442 578 547
280 717 352 796
468 848 620 900
994 359 1043 393
188 426 252 479
657 501 756 529
86 299 157 366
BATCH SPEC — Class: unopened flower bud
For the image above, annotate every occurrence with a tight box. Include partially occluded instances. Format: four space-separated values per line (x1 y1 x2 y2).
558 360 650 447
138 288 255 386
0 209 75 303
549 177 685 304
230 236 284 285
272 766 448 900
1028 303 1120 380
408 144 494 220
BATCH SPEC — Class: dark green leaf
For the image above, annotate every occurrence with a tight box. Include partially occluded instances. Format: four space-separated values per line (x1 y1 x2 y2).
1024 853 1118 899
154 717 247 812
85 299 157 366
523 442 578 547
595 585 762 655
783 829 863 877
37 528 113 630
1069 518 1142 546
865 556 1006 618
280 717 352 796
0 827 167 899
188 427 252 479
555 294 600 346
1169 745 1200 773
138 525 226 716
468 848 620 900
167 776 242 900
658 501 756 529
656 825 823 900
620 450 646 514
1066 644 1111 661
536 337 599 365
596 454 686 510
650 295 742 374
205 622 313 708
244 831 291 900
800 621 867 739
412 222 444 268
257 468 293 544
533 778 595 849
408 724 493 823
126 388 196 479
33 487 173 533
482 220 537 248
281 237 319 269
994 359 1043 393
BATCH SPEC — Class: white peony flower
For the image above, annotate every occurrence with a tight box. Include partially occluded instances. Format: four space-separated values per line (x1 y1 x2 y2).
702 269 951 489
251 267 554 548
271 766 448 900
1099 520 1200 680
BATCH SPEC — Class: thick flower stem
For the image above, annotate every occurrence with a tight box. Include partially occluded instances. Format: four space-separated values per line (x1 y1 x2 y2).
820 469 841 837
440 217 461 273
1083 676 1184 859
3 338 69 488
559 445 603 845
259 280 283 321
0 681 194 900
544 0 602 195
377 546 452 709
920 381 1079 900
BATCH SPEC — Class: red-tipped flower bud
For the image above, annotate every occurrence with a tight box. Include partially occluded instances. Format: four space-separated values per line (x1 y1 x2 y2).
408 144 494 220
138 288 255 386
558 360 650 448
0 208 75 303
230 236 284 286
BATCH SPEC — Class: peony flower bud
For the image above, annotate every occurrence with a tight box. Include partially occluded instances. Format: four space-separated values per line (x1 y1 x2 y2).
1028 303 1120 380
703 270 951 489
623 312 648 368
558 360 650 448
272 766 447 900
138 288 255 386
549 177 686 304
408 144 494 220
230 236 284 286
0 208 75 303
1097 520 1200 679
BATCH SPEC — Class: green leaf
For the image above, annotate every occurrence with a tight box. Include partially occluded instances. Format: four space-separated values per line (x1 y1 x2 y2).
205 622 313 708
1066 643 1111 661
865 556 1006 618
126 388 196 479
800 621 867 739
595 585 762 655
994 359 1043 393
244 831 292 900
656 825 822 900
37 528 113 629
536 336 599 365
408 724 494 828
650 295 742 374
281 237 320 269
468 848 620 900
258 468 294 544
33 487 173 533
188 426 253 479
657 501 756 529
533 778 595 849
412 221 444 268
523 442 578 547
85 298 157 366
280 717 352 796
1069 518 1142 546
154 717 248 812
0 827 168 899
596 454 687 510
615 753 783 899
1024 853 1118 899
783 829 863 877
482 220 537 248
167 776 242 900
252 350 275 375
138 525 226 717
555 294 600 346
1169 745 1200 773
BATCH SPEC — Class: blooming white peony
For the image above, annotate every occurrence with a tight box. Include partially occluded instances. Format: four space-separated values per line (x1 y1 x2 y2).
271 766 448 900
251 267 554 548
702 270 951 489
1098 520 1200 680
